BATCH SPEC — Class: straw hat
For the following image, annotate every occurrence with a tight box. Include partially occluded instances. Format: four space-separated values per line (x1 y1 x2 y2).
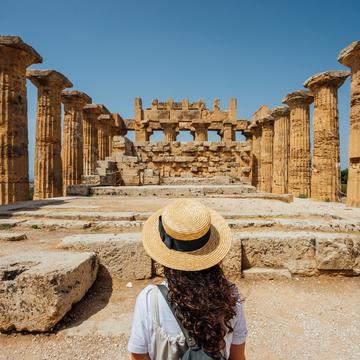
142 199 232 271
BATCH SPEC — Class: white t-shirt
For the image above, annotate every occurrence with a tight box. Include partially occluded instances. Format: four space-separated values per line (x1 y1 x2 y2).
128 284 247 359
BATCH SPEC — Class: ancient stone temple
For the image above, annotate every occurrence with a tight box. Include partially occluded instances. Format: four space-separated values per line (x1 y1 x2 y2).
271 106 290 194
131 97 246 143
27 70 72 199
0 36 42 205
61 91 92 195
283 90 314 197
304 71 350 202
338 41 360 207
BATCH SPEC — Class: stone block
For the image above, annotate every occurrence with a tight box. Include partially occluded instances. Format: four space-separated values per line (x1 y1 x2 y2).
221 237 242 278
315 235 360 270
66 184 91 196
243 268 292 280
239 231 316 272
0 232 27 241
0 251 98 332
59 233 152 280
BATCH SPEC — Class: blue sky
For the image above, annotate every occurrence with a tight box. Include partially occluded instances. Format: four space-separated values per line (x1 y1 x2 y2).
1 0 359 178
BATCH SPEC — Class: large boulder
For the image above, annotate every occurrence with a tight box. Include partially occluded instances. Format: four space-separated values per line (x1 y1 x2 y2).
0 251 98 332
59 233 152 280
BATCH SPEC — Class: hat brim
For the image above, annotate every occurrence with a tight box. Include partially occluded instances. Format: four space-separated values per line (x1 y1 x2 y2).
142 207 232 271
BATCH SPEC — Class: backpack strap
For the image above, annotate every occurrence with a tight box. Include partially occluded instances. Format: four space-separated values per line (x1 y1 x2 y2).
157 284 197 348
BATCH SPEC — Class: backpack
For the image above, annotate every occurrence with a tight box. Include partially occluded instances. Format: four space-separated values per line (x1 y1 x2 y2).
157 285 226 360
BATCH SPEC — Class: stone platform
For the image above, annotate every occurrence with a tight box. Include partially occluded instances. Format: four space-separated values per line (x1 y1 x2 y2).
0 196 359 281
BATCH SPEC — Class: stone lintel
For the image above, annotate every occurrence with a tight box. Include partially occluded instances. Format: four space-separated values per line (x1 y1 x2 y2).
0 35 42 64
271 106 290 118
98 113 114 126
258 115 274 126
338 40 360 67
191 119 212 126
61 90 92 105
282 90 314 106
159 119 178 126
27 69 73 89
83 103 109 115
303 70 350 89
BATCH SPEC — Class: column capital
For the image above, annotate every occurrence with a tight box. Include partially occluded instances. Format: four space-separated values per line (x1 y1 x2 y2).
0 35 42 65
304 70 350 90
61 90 92 106
271 106 290 118
338 40 360 68
282 90 314 107
27 69 72 89
98 113 114 126
83 103 108 116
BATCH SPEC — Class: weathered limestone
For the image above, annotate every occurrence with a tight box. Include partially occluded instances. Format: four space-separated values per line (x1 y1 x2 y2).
61 91 92 195
59 233 152 280
249 124 262 188
221 98 237 141
271 106 290 194
134 97 148 141
27 70 72 199
0 36 42 204
338 41 360 207
283 90 314 197
0 251 98 332
83 104 102 175
259 113 274 193
98 112 112 161
160 119 178 141
304 71 350 202
192 119 211 141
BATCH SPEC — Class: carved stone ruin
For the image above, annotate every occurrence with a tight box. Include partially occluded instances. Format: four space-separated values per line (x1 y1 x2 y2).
338 41 360 207
27 70 73 199
304 71 350 201
61 91 92 195
283 90 314 197
0 36 42 204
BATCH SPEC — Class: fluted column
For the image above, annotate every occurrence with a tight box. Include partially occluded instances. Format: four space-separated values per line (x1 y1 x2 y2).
259 115 274 193
249 124 262 188
98 113 112 160
83 104 102 175
27 70 72 199
304 71 350 202
338 41 360 207
283 90 314 197
0 36 42 204
271 106 290 194
61 91 91 195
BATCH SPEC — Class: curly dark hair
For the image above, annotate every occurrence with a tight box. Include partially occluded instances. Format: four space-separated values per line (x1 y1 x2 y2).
164 264 239 357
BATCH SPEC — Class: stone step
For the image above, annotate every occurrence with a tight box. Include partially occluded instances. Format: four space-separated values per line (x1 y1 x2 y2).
242 267 292 280
57 231 360 280
5 212 360 233
0 232 27 241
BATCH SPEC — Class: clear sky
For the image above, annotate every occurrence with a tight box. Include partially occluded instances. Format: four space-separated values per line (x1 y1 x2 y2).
1 0 359 178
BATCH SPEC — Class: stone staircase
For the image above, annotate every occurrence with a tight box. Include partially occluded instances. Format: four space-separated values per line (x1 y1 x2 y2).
1 196 359 280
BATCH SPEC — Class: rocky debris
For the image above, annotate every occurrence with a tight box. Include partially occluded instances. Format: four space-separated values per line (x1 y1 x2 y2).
0 251 98 332
59 233 152 280
242 267 292 280
0 232 27 241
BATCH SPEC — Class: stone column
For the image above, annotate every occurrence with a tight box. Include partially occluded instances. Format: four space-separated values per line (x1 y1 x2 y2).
259 115 274 193
192 120 211 141
27 70 72 200
61 91 91 195
134 97 149 141
283 90 314 197
249 124 262 188
271 106 290 194
0 36 42 204
304 71 350 202
83 104 102 175
338 41 360 207
160 120 178 141
98 113 111 160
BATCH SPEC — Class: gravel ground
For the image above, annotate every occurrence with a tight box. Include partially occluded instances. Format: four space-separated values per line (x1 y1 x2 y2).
1 276 359 360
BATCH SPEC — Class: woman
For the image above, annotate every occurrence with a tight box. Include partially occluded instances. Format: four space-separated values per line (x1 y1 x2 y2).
128 199 247 360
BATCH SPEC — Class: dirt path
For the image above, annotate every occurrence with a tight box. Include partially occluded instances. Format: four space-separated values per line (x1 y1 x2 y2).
1 276 359 360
